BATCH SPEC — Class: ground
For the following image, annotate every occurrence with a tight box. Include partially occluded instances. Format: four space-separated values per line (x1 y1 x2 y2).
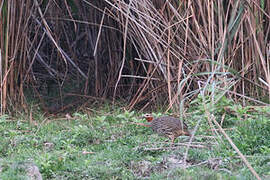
0 105 270 179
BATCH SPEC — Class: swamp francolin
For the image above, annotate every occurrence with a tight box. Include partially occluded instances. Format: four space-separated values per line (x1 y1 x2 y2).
143 114 191 145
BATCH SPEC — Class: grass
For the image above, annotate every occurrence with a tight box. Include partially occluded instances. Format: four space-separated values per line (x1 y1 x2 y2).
0 103 270 179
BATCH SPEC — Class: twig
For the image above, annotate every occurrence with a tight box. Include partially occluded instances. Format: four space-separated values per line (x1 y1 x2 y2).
206 128 235 132
187 158 221 168
143 143 206 151
121 75 161 81
129 122 151 127
211 114 261 180
233 155 270 159
82 151 95 154
195 135 217 139
183 117 203 168
113 0 132 103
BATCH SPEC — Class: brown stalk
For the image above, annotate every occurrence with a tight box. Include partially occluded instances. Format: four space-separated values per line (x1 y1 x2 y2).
113 0 132 103
167 21 172 110
212 115 261 180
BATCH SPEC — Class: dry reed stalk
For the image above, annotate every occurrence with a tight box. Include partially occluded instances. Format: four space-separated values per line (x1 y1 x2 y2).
1 0 270 114
2 1 10 113
1 0 34 113
212 114 261 180
113 0 132 103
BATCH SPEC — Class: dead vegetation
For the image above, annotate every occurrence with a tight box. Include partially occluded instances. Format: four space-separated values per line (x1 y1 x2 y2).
1 0 270 113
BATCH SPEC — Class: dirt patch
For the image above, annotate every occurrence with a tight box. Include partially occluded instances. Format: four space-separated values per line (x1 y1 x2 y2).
129 152 223 178
129 153 194 178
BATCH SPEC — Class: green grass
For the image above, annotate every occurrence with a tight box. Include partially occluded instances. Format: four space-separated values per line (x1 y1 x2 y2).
0 104 270 179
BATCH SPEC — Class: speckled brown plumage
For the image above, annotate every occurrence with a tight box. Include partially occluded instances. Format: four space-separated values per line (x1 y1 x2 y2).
144 114 191 145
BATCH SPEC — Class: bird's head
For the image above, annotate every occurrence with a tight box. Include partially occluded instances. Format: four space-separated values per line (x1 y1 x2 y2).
143 114 154 122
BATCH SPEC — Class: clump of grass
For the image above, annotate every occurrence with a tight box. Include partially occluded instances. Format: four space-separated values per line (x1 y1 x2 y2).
231 112 270 155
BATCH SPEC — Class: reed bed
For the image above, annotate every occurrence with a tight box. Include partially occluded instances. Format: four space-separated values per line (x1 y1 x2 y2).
1 0 270 112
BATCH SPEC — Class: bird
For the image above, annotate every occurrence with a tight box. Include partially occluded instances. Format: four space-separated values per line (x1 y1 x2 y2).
141 114 191 145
